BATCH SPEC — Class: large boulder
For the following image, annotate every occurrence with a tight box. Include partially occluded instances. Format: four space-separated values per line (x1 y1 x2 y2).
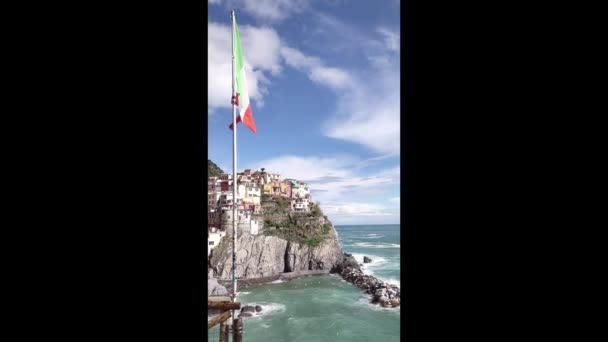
241 305 256 314
333 254 361 273
363 256 372 263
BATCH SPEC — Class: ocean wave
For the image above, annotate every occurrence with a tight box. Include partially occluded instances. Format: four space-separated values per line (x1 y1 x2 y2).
244 302 286 318
362 270 401 289
351 242 400 249
356 296 401 314
382 278 401 288
348 253 400 289
361 272 400 289
270 279 285 284
355 233 384 239
236 291 251 296
350 253 388 267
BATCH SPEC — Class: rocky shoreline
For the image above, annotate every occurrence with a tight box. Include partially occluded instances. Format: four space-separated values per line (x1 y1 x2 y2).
334 253 401 308
338 265 401 308
209 253 400 311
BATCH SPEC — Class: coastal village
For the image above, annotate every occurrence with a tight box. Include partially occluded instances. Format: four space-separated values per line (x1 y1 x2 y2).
206 161 401 325
207 167 312 256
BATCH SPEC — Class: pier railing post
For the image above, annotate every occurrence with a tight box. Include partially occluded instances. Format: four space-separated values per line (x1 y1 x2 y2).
233 317 243 342
219 320 229 342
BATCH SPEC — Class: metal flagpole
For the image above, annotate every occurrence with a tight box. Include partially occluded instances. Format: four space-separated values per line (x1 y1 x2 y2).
230 9 238 309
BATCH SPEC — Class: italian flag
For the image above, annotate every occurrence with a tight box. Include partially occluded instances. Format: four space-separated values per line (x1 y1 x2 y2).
229 18 257 134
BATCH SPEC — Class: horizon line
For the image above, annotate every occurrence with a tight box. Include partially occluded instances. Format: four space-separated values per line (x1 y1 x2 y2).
334 223 400 226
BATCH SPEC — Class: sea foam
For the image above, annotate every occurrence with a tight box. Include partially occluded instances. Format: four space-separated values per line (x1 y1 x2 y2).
358 233 384 239
351 242 400 249
383 278 401 288
349 253 400 289
244 303 286 318
356 296 401 314
350 253 388 267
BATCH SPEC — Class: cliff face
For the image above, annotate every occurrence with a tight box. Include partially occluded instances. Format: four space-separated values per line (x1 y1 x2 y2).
208 211 345 279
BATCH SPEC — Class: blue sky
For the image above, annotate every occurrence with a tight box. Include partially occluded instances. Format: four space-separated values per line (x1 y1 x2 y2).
208 0 400 225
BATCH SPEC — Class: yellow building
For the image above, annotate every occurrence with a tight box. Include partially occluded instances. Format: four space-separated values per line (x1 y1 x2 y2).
242 196 260 205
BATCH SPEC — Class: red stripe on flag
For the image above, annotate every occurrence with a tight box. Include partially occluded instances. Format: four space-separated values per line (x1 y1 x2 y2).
228 115 242 130
227 105 256 133
241 105 256 133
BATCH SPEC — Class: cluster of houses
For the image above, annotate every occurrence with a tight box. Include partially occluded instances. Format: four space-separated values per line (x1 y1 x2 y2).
207 168 312 256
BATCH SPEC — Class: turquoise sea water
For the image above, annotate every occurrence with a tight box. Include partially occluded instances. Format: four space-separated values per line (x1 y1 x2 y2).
208 224 401 342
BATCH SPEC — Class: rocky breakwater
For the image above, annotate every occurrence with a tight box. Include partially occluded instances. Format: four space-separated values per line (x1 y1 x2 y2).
338 265 401 308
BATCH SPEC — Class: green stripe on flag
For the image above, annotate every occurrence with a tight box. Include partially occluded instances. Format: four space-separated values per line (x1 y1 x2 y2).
233 21 245 96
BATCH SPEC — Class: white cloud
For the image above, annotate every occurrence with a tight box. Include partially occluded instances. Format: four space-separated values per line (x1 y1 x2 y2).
208 22 282 114
250 156 400 200
323 85 400 155
280 46 352 90
377 27 400 52
246 155 400 223
323 202 392 217
208 0 221 4
280 46 319 69
240 26 283 75
240 0 310 21
251 155 355 181
389 197 400 204
207 21 353 114
321 29 401 156
309 66 350 90
288 12 401 155
269 15 401 155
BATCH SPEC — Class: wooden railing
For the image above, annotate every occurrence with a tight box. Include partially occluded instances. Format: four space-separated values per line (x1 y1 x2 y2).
208 296 242 342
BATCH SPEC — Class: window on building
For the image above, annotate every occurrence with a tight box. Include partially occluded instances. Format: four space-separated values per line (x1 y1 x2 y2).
209 241 214 245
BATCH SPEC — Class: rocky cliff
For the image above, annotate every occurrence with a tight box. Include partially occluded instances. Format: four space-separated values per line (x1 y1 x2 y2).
208 218 346 279
207 197 400 308
208 200 352 279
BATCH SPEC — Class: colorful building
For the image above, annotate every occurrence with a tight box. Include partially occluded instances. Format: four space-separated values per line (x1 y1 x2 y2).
262 183 272 196
288 179 310 199
292 197 310 212
208 227 226 256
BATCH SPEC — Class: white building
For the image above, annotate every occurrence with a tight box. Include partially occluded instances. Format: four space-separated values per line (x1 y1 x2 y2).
219 191 244 207
290 180 310 199
250 218 259 235
221 207 262 235
292 197 310 212
222 207 252 224
208 191 221 208
259 172 281 185
243 182 261 198
208 229 226 256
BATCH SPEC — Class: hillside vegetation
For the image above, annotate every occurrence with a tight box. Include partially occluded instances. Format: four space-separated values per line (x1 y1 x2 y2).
262 197 333 247
208 160 224 178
